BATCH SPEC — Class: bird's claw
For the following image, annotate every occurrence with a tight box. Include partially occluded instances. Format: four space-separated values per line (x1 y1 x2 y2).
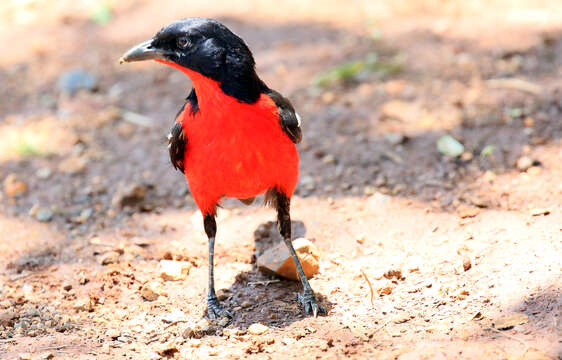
297 291 326 317
206 296 233 320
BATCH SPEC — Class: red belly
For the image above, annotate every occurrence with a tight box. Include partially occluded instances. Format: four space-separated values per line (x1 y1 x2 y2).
182 92 299 215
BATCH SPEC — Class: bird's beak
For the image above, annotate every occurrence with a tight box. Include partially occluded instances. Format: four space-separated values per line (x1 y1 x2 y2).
119 39 171 64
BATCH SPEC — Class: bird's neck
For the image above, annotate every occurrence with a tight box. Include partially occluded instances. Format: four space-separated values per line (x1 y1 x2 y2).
155 60 265 110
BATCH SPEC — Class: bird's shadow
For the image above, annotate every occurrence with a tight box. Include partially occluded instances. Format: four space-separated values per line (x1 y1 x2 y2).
211 220 333 330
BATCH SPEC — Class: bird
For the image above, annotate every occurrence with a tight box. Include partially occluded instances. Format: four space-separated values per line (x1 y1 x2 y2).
120 18 325 319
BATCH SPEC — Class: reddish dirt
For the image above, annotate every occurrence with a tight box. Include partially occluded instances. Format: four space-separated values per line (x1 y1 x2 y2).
0 1 561 359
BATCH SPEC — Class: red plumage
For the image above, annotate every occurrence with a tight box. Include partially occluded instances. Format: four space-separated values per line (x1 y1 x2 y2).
157 60 299 215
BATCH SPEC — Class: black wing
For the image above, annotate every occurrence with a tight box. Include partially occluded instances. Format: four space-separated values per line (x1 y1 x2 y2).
265 89 302 144
168 89 199 173
168 121 187 173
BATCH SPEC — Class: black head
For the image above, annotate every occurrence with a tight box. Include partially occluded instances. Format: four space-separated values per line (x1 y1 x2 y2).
120 18 266 103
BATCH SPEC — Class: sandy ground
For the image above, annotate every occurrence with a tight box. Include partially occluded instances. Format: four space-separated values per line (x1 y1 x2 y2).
0 0 561 359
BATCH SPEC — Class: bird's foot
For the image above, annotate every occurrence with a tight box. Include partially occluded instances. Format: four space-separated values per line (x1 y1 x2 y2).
206 296 233 320
297 290 326 317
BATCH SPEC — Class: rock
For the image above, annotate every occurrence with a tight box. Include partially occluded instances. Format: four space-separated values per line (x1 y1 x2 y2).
530 208 550 216
384 132 407 145
216 289 231 301
72 208 93 223
494 313 528 330
437 135 464 157
377 283 394 296
112 183 147 207
355 234 366 244
516 156 534 171
141 282 160 301
99 251 120 265
3 174 27 197
460 152 473 161
158 260 192 281
161 309 189 324
36 168 52 179
36 208 54 222
384 269 403 280
18 354 32 360
240 300 252 308
106 328 120 339
392 313 411 324
257 238 319 281
0 310 17 326
457 206 480 219
248 323 269 335
321 154 336 165
57 69 97 95
62 282 72 291
462 256 472 272
73 297 94 312
300 176 316 191
58 156 87 174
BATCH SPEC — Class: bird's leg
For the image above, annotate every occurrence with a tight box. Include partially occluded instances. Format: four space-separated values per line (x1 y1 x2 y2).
204 213 232 320
275 192 326 317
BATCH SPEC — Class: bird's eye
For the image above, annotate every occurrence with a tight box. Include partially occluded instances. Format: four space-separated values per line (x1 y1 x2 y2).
177 37 191 48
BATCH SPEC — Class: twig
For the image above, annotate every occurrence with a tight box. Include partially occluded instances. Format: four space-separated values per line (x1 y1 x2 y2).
247 279 280 286
360 268 374 307
37 344 70 351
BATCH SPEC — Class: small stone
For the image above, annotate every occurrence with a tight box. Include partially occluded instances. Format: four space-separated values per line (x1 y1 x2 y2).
18 353 32 360
106 328 120 339
37 352 55 360
189 339 202 348
72 208 93 223
248 323 269 335
194 319 210 332
216 289 231 301
355 234 366 244
392 313 411 324
460 152 473 161
73 297 94 312
384 132 406 145
141 282 160 301
300 175 316 191
437 135 464 157
462 256 472 272
36 208 54 222
530 208 550 216
62 282 73 291
494 313 528 330
240 300 252 309
384 268 402 280
58 156 87 174
0 310 17 326
3 174 27 197
28 204 40 217
377 284 394 296
516 156 534 171
57 68 97 95
36 168 52 179
112 183 147 207
322 154 336 165
218 317 229 327
99 251 120 265
158 260 192 281
257 238 319 281
458 206 480 219
161 309 189 324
